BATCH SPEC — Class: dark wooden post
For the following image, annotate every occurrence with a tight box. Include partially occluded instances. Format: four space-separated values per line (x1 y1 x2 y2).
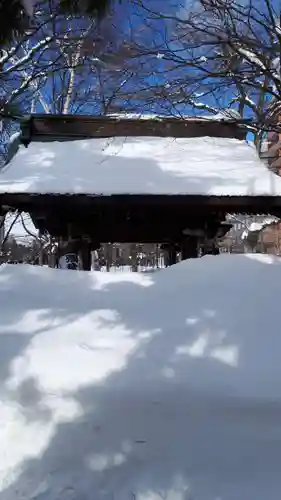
202 242 220 255
162 243 178 267
181 238 198 260
79 241 92 271
168 246 178 266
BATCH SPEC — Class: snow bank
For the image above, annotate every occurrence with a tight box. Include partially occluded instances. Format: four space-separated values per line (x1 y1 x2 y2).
1 136 281 196
1 254 281 500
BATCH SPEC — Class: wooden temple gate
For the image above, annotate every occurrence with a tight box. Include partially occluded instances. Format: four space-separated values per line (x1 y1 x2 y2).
1 114 281 270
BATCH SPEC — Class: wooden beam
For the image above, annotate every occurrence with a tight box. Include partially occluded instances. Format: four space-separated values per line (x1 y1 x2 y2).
2 193 281 212
20 114 246 143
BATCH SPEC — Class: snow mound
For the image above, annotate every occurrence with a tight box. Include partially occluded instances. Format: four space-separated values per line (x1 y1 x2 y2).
1 254 281 500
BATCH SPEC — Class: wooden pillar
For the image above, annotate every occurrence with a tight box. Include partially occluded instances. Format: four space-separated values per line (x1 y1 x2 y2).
212 245 220 255
181 238 198 260
130 243 138 272
38 230 44 266
168 246 178 266
79 241 92 271
162 244 177 267
38 246 44 266
156 244 160 268
0 214 5 247
203 243 220 255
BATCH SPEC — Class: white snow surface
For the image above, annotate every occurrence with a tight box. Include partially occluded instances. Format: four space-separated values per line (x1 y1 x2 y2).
1 254 281 500
1 136 281 195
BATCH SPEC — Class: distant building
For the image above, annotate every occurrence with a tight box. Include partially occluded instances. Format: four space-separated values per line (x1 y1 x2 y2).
221 214 281 254
261 130 281 175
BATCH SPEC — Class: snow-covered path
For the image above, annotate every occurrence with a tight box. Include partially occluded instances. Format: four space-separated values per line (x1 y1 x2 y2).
0 255 281 500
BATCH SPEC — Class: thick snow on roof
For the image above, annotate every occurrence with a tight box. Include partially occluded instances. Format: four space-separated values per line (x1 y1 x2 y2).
1 136 281 196
1 254 281 500
107 112 165 119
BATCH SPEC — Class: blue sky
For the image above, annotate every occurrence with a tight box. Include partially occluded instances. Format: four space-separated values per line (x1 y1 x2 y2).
24 0 187 116
6 0 277 123
5 0 220 117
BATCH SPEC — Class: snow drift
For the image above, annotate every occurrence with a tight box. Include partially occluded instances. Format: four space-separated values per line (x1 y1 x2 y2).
0 254 281 500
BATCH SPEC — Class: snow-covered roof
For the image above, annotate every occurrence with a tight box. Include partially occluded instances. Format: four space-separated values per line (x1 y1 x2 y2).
107 112 242 121
1 135 281 196
107 112 165 120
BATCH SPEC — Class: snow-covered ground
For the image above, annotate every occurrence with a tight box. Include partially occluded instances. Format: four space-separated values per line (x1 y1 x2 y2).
1 136 281 196
0 254 281 500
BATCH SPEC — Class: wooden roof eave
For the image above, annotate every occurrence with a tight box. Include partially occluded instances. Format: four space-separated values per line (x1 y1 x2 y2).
1 193 281 217
19 114 247 145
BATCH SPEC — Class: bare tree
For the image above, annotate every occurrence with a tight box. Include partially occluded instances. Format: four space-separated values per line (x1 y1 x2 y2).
0 1 130 167
1 0 124 116
1 211 58 265
0 0 142 125
0 0 112 47
128 0 281 148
